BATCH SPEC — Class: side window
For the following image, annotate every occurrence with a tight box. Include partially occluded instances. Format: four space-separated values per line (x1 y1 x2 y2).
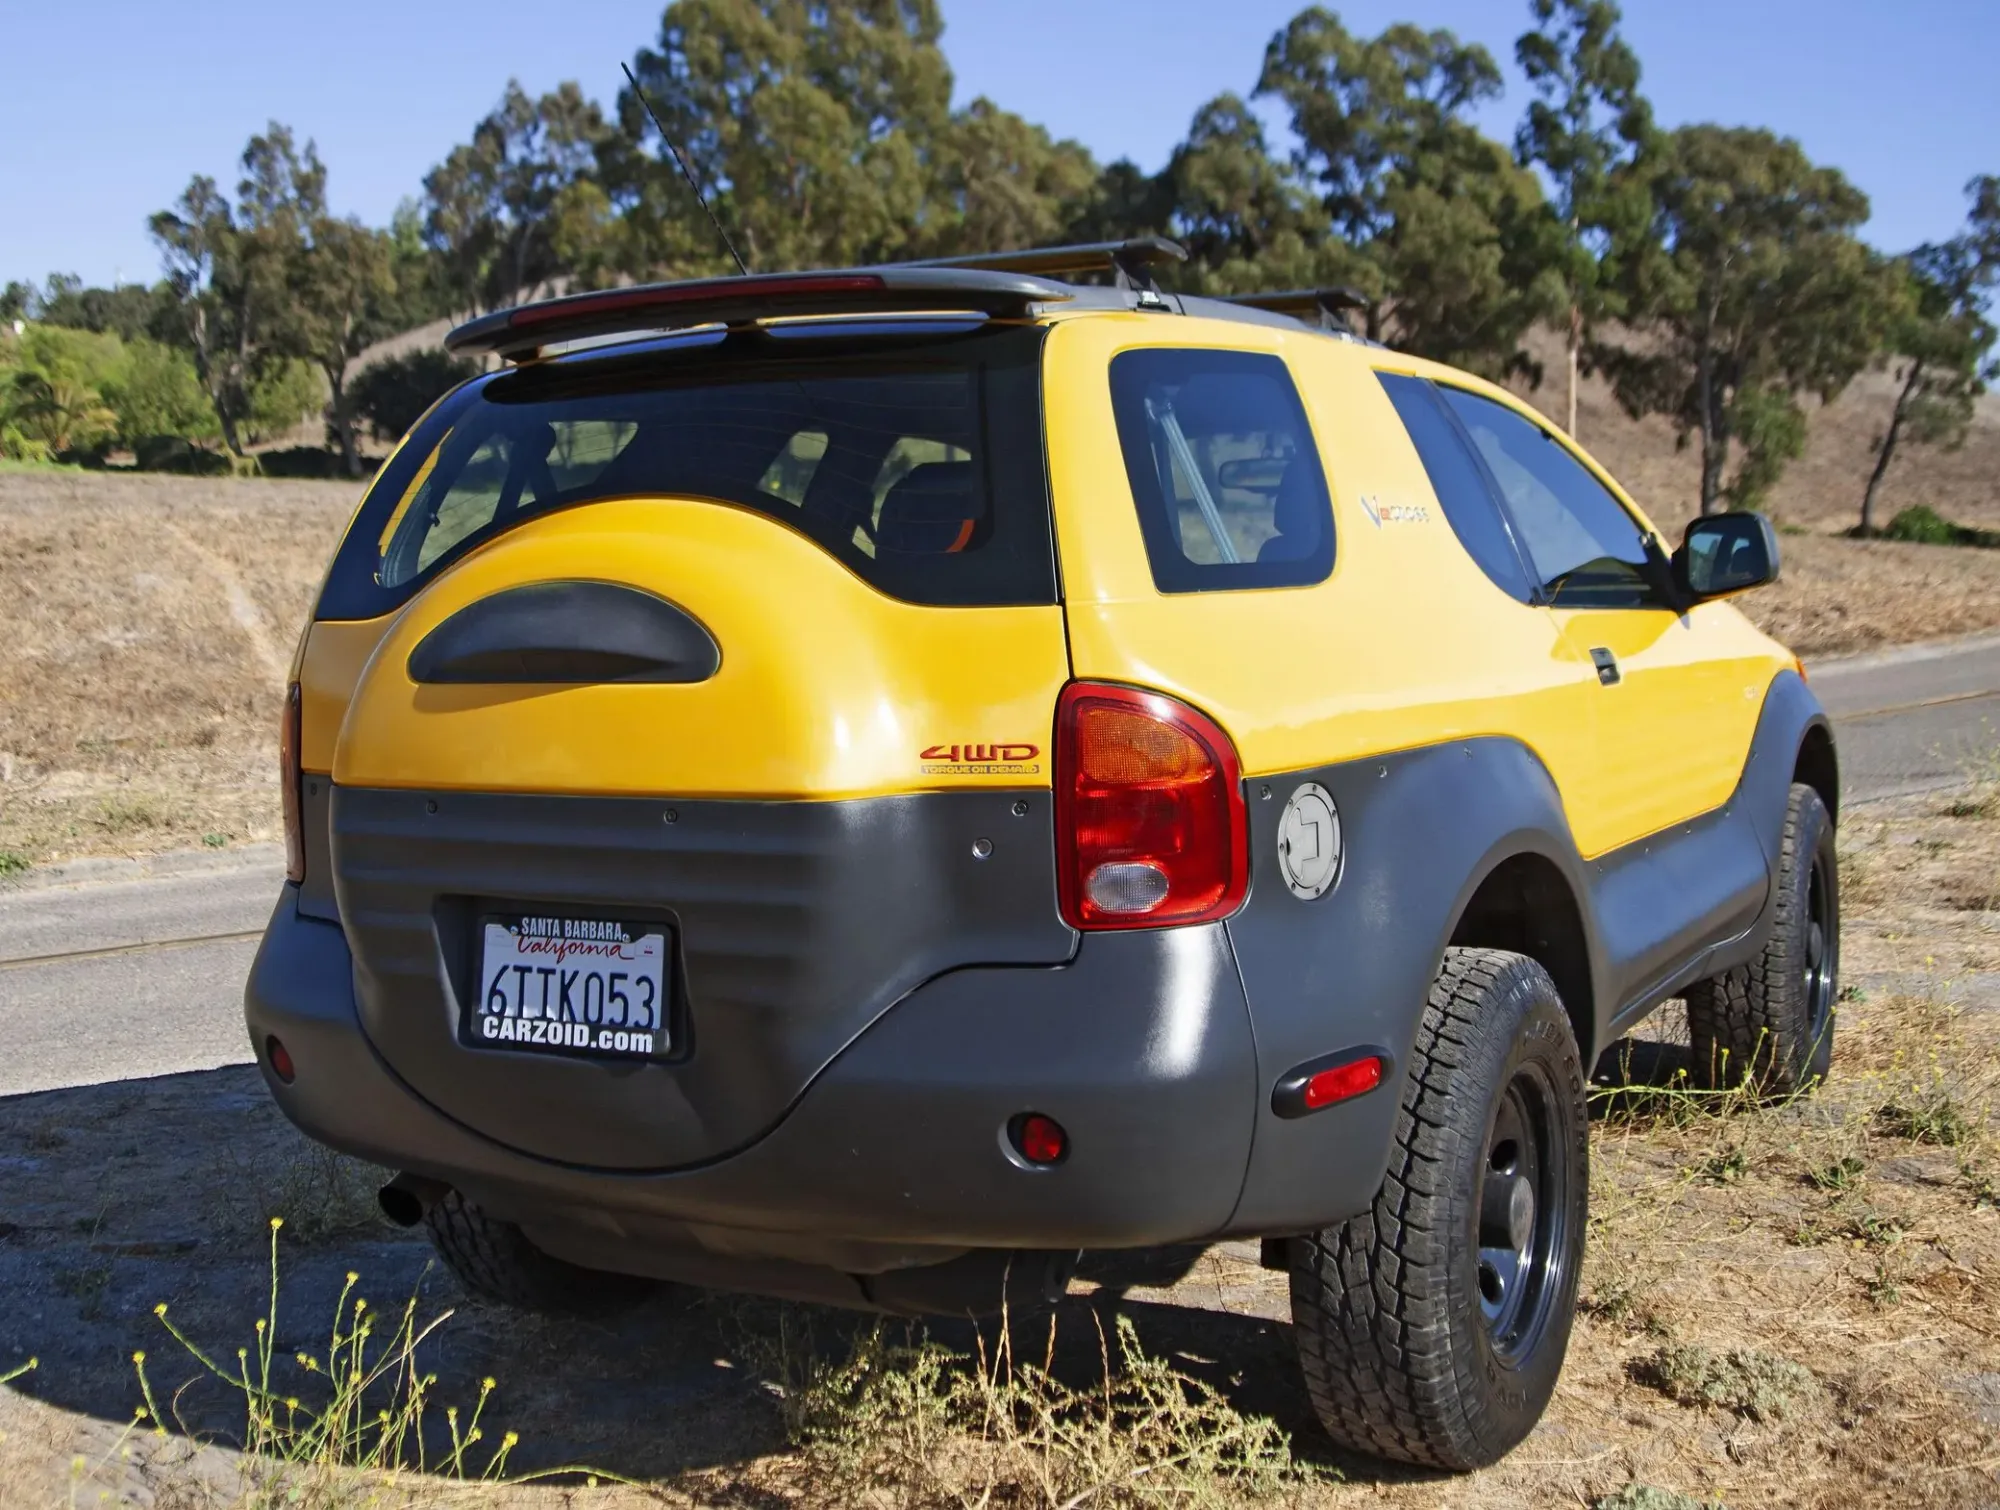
1108 348 1335 593
1435 387 1663 610
1377 373 1535 603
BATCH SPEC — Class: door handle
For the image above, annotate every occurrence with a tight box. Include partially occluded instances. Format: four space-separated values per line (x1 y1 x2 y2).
1589 647 1621 687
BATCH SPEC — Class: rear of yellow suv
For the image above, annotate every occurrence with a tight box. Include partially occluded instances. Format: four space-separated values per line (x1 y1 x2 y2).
249 243 1839 1472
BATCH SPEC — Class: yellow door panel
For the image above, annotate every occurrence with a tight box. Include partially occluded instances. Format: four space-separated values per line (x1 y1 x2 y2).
1043 317 1599 824
1554 601 1788 851
330 499 1069 799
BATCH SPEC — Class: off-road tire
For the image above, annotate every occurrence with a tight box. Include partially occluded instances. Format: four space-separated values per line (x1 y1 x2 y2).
424 1190 656 1315
1684 783 1838 1096
1288 948 1588 1470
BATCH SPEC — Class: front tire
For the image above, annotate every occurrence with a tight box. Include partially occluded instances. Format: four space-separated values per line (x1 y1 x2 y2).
1684 782 1838 1095
424 1190 657 1316
1288 948 1588 1470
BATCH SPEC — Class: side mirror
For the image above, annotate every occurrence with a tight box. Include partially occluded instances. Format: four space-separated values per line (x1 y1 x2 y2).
1673 512 1780 601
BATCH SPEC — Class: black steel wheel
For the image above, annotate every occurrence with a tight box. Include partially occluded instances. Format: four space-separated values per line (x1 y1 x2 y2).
1288 948 1588 1470
1685 782 1838 1095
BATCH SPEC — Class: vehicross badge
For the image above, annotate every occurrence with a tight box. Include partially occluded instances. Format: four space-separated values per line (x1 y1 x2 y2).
920 741 1042 776
472 915 668 1059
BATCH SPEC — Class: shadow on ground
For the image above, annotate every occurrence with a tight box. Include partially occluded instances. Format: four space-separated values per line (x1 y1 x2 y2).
0 1066 1439 1488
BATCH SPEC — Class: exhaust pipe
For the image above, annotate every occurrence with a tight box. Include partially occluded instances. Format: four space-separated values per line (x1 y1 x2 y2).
378 1173 448 1228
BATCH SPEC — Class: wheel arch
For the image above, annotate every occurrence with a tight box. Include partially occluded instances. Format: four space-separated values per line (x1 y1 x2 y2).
1794 717 1839 827
1446 848 1599 1068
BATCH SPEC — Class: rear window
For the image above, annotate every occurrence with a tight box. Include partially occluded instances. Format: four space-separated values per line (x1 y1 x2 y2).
1107 348 1334 593
316 324 1055 617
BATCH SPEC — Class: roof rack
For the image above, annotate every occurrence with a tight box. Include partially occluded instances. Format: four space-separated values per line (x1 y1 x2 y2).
906 237 1188 293
442 242 1382 362
1220 287 1373 335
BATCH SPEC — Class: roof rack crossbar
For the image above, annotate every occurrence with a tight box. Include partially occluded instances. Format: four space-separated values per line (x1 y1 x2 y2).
905 237 1189 293
1221 287 1373 334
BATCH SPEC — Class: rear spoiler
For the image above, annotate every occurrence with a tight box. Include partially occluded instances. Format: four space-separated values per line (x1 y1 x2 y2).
444 239 1194 362
444 267 1077 362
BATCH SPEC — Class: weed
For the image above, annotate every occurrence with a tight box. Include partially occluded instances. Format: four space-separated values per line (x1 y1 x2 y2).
1635 1342 1822 1422
1844 1209 1909 1250
1866 1255 1906 1309
1698 1144 1750 1185
96 794 168 833
130 1219 599 1503
55 1258 116 1319
1942 792 1998 820
1879 1092 1973 1147
202 830 229 848
1805 1155 1866 1193
746 1305 1317 1508
1788 1216 1832 1247
1961 1160 2000 1209
0 849 28 878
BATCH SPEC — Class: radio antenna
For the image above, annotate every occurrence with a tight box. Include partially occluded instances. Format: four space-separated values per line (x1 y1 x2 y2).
621 61 751 277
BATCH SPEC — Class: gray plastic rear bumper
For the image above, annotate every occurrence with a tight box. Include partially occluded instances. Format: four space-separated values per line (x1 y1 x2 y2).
245 885 1298 1268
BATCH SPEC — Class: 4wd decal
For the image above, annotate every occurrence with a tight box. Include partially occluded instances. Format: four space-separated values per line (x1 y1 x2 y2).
921 742 1042 776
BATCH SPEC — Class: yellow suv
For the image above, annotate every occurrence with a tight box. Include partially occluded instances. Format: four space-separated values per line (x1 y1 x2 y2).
247 239 1838 1471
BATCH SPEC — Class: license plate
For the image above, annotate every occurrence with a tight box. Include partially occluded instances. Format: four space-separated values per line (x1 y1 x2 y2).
469 915 669 1060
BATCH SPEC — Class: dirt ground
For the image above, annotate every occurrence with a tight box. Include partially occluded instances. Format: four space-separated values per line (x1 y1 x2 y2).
3 399 1999 872
2 782 1999 1508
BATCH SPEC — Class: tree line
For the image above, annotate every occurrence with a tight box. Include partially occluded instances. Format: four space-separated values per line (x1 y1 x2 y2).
3 0 1995 525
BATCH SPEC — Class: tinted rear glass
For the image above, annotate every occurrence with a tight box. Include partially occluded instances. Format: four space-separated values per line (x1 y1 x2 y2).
316 325 1055 617
1108 348 1334 593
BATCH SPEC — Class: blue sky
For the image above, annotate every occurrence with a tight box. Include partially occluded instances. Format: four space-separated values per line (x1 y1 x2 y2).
2 0 1994 290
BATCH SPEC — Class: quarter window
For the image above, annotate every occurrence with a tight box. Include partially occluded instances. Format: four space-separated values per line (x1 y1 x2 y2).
1108 348 1335 593
1377 373 1535 603
1435 387 1664 610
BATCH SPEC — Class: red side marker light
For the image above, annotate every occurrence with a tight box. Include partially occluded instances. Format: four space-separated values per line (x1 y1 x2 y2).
1010 1112 1068 1167
1272 1050 1389 1119
1303 1055 1382 1110
266 1035 296 1085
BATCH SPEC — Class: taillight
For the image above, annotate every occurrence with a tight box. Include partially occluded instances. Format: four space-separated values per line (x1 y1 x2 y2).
1054 682 1248 930
280 683 304 884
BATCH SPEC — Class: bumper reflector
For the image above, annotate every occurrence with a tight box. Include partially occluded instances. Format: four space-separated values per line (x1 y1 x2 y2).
266 1035 296 1085
1009 1112 1069 1167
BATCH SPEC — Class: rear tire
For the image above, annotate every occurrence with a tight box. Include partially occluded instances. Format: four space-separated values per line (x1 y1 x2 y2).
1288 948 1587 1470
424 1190 657 1315
1684 782 1838 1096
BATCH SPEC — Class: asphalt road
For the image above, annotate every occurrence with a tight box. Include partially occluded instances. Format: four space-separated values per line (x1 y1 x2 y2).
3 630 1997 1101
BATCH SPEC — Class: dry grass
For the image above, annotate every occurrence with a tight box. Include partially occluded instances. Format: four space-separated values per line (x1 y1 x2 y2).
0 468 359 865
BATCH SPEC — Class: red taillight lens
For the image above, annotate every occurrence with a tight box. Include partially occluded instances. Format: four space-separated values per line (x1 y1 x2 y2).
280 683 304 884
1054 683 1248 930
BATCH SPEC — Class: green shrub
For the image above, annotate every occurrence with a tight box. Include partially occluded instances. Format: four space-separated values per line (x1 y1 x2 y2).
245 358 326 445
350 349 478 443
1880 506 2000 549
105 338 217 444
132 434 232 474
